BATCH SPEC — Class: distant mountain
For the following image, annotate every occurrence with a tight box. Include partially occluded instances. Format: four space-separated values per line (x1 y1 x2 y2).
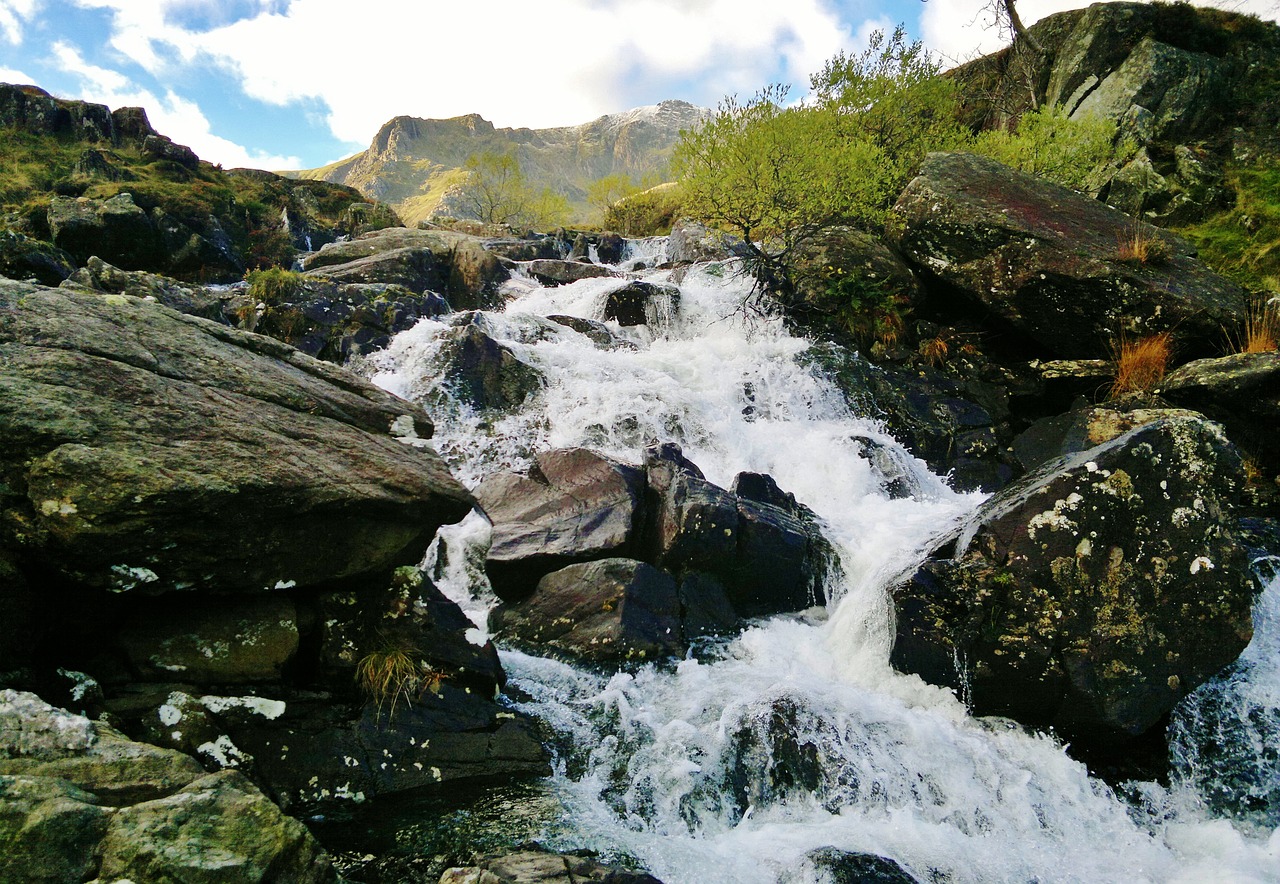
289 100 710 225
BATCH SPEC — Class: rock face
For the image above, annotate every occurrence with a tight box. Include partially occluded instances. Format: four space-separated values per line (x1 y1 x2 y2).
891 152 1246 359
1159 350 1280 470
484 444 833 663
892 415 1257 749
0 231 76 286
299 100 708 226
526 258 621 286
0 280 472 599
61 255 226 319
0 690 337 883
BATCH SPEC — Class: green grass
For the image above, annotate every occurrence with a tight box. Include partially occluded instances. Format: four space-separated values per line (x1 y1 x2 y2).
1175 165 1280 293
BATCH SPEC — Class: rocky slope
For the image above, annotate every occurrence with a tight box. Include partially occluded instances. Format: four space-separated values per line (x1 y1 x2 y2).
291 100 709 225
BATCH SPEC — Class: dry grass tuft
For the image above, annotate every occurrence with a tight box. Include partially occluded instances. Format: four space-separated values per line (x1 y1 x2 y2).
919 335 949 366
1236 294 1280 353
1108 331 1174 398
355 645 443 720
1116 223 1171 265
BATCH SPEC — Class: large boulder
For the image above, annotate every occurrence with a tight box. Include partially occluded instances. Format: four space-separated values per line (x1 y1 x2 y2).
434 313 546 412
0 690 338 883
644 444 832 617
0 280 473 602
892 415 1257 750
47 192 164 270
890 152 1247 359
526 259 621 286
441 847 663 884
303 227 508 310
0 231 76 286
602 280 680 327
477 448 646 601
491 558 685 664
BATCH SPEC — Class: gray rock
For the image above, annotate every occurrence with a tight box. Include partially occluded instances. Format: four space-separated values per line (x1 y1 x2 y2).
477 448 646 601
602 281 680 327
526 259 621 286
1159 350 1280 468
667 219 741 264
61 255 224 319
441 847 663 884
892 415 1257 749
891 152 1247 359
0 280 472 604
492 558 684 664
142 133 200 169
0 775 109 883
0 230 76 286
435 313 546 412
98 769 337 883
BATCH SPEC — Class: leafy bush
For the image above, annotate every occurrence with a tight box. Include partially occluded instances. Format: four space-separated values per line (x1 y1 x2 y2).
604 182 684 236
456 149 569 230
973 106 1134 193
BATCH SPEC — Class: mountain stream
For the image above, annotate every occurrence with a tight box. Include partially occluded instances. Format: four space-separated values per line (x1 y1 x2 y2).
365 239 1280 883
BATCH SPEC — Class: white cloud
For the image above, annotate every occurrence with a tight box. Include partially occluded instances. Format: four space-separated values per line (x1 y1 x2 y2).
50 40 300 169
921 0 1280 64
0 0 39 44
74 0 859 146
0 65 37 84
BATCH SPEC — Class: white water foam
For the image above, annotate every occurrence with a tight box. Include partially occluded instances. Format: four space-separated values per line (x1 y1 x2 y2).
368 248 1280 883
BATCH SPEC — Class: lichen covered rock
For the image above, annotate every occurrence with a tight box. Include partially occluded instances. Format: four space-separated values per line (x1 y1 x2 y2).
892 415 1257 749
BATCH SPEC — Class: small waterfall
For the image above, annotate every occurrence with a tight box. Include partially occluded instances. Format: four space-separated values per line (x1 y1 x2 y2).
367 241 1280 884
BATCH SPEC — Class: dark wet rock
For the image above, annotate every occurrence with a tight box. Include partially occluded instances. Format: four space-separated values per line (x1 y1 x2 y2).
0 230 76 286
645 444 831 617
800 848 920 884
435 313 546 411
546 314 632 349
526 259 621 286
677 571 739 640
61 255 225 319
893 415 1257 751
477 448 646 602
1011 405 1200 474
47 192 163 270
441 846 663 884
805 343 1017 493
0 280 472 609
890 152 1247 359
229 688 550 809
98 769 336 883
567 233 590 262
1159 350 1280 469
314 566 504 696
725 697 830 813
602 280 680 327
118 595 300 684
492 558 684 664
596 232 626 265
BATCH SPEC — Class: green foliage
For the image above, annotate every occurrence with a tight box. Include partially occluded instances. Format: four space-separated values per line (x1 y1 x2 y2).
587 173 641 218
816 265 908 347
973 107 1134 193
458 149 569 230
603 182 684 236
240 267 308 341
809 26 971 194
674 26 966 305
1176 165 1280 293
246 267 306 306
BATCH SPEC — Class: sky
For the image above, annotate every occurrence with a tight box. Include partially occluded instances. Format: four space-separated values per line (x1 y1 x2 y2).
0 0 1276 171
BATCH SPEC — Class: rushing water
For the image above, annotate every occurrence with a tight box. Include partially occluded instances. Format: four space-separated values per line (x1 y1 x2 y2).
366 241 1280 883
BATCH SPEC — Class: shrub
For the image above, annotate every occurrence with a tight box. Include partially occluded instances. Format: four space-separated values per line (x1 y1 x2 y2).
603 182 684 236
973 107 1134 194
1108 331 1173 398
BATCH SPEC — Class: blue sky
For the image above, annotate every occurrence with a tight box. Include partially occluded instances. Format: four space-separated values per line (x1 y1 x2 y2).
0 1 1274 171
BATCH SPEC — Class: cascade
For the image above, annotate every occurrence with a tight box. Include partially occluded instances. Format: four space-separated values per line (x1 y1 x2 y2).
366 240 1280 883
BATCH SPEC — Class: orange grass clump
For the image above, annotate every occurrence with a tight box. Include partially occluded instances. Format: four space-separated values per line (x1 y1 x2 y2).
1108 331 1173 398
1237 295 1280 353
1116 223 1171 265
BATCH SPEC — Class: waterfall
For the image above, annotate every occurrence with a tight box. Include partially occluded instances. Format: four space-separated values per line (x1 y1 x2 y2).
368 246 1280 883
